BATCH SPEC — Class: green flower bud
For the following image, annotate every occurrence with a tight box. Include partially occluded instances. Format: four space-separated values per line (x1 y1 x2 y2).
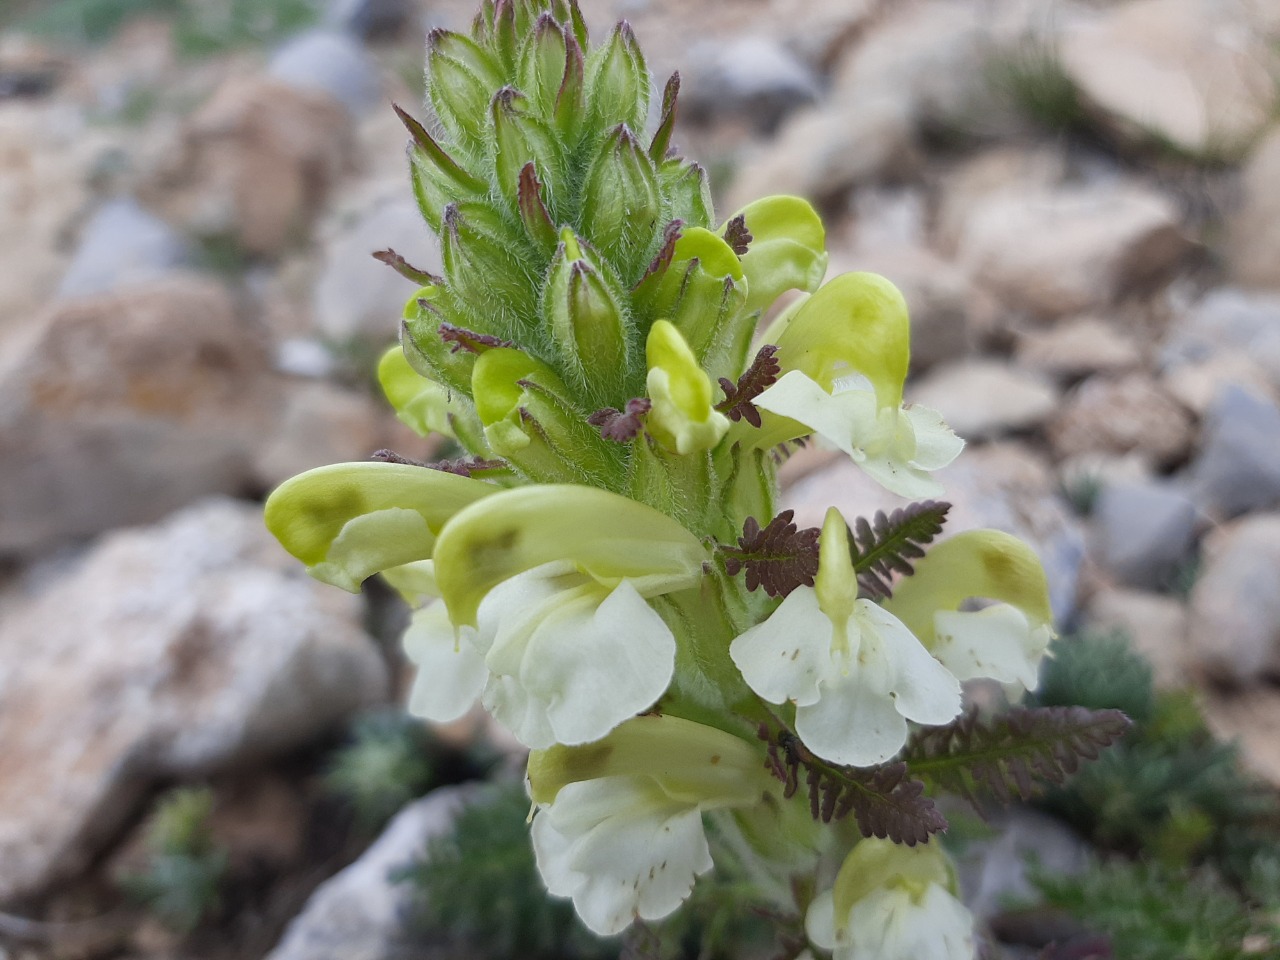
426 29 505 156
659 157 714 229
472 347 624 486
580 125 661 281
517 14 570 120
517 163 559 252
490 0 541 74
542 228 631 401
396 105 486 233
400 286 476 397
549 0 588 49
491 86 566 213
648 72 680 163
441 203 538 331
585 21 648 134
645 320 730 455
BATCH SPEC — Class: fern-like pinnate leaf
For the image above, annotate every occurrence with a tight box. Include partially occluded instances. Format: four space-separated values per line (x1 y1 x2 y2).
848 500 950 598
905 707 1132 808
721 509 819 597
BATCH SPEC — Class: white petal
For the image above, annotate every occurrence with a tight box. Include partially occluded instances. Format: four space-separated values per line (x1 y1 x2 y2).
844 886 974 960
903 404 964 471
932 605 1050 691
856 602 962 727
482 673 558 749
796 667 909 766
403 603 486 723
855 450 946 499
521 581 676 745
804 889 838 950
532 777 712 936
755 371 880 462
729 587 835 707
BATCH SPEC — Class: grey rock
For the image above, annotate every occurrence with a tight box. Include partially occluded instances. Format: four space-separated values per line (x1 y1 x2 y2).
1189 513 1280 685
684 35 820 131
1091 481 1199 590
955 179 1190 320
1048 374 1196 469
1163 288 1280 389
269 30 383 117
0 276 278 554
58 198 190 298
1016 316 1143 380
314 192 440 344
1189 386 1280 517
958 807 1090 921
0 499 388 902
326 0 413 41
907 360 1059 440
1084 586 1189 689
266 786 476 960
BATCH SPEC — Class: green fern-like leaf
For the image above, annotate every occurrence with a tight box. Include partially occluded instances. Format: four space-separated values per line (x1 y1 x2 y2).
848 500 950 598
904 706 1132 808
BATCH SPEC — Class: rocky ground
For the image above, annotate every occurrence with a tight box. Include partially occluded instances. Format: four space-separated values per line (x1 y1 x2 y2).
3 0 1280 957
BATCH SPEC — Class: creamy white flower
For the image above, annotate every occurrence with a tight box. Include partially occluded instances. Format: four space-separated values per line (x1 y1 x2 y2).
753 370 962 499
405 561 676 749
533 775 713 936
527 715 773 937
883 530 1057 695
805 838 975 960
729 509 961 767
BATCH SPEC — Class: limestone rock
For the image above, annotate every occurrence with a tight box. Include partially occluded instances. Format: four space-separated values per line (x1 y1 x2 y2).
907 360 1058 440
1060 0 1279 160
1228 130 1280 289
1015 317 1143 379
313 189 441 345
58 197 191 298
268 30 383 118
1202 687 1280 788
683 35 820 132
0 499 388 902
1048 374 1195 467
0 276 277 554
1188 386 1280 517
1162 289 1280 405
1188 513 1280 685
143 76 355 257
1090 481 1199 591
266 786 475 960
958 808 1089 921
1083 587 1190 690
955 180 1189 319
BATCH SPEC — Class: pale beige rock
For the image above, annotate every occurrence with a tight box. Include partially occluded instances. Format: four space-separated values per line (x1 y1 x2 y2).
0 103 105 337
1048 374 1196 466
1084 586 1191 689
934 148 1066 255
726 0 988 206
143 76 356 257
907 360 1059 440
1202 687 1280 787
252 381 418 491
1188 513 1280 685
0 276 277 554
1060 0 1279 160
0 499 388 901
1015 317 1144 379
955 180 1190 319
1227 130 1280 289
1162 351 1277 416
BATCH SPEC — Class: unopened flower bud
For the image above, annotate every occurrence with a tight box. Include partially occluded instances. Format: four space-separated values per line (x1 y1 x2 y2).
542 229 630 401
441 203 538 328
585 20 648 135
645 320 730 455
426 29 506 153
580 125 661 279
491 86 566 211
659 157 714 229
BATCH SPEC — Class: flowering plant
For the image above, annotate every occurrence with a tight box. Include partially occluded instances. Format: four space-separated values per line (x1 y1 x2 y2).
265 3 1129 955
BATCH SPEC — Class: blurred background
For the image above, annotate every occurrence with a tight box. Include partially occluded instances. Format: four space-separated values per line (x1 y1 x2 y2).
2 0 1280 957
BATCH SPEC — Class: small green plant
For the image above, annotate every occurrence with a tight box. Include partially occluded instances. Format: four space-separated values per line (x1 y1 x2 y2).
119 786 227 934
986 38 1085 135
395 782 615 960
1033 858 1272 960
323 710 438 831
